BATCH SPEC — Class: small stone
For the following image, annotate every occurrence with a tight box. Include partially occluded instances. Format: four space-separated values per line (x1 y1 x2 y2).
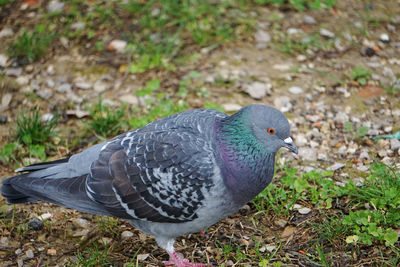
73 218 89 228
47 0 64 12
299 147 317 161
121 230 134 240
41 113 54 122
73 229 90 237
0 27 13 38
359 150 370 160
254 29 271 49
356 164 369 172
56 83 72 93
47 248 57 256
6 68 22 77
47 65 55 75
30 80 40 91
75 82 91 90
26 249 34 259
320 28 335 38
100 237 112 245
287 28 301 35
119 94 139 106
273 96 292 113
38 213 52 220
0 93 12 112
28 218 43 230
326 162 345 171
294 134 307 147
222 103 242 112
137 254 150 261
289 86 303 95
281 226 296 238
265 245 277 252
108 40 127 53
244 82 270 100
0 237 8 248
37 89 53 100
296 55 307 62
353 178 365 187
387 24 396 32
0 54 8 67
46 78 55 88
70 22 85 30
17 259 23 267
391 138 400 151
304 15 316 24
15 248 22 255
274 219 287 228
334 112 349 124
380 33 390 43
94 80 108 93
298 207 311 215
273 64 292 71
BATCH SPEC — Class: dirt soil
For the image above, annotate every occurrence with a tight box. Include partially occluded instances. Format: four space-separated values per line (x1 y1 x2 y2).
0 0 400 266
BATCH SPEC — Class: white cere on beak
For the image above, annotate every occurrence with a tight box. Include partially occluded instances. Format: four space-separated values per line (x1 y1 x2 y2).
284 137 293 144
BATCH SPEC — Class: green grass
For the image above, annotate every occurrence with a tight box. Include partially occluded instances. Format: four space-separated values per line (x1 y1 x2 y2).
86 99 126 139
72 243 112 266
7 25 56 64
350 66 373 86
254 0 337 11
15 108 59 146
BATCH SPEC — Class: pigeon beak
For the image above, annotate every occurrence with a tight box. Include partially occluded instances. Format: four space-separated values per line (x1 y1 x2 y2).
283 137 298 154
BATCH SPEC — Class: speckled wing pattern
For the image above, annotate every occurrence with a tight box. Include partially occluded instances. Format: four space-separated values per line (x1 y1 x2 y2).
86 109 226 223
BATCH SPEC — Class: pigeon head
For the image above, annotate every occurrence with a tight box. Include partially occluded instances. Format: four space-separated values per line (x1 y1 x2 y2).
220 104 297 155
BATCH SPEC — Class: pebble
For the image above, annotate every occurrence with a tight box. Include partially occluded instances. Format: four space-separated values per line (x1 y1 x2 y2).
380 33 390 43
17 259 23 267
41 113 54 122
273 96 292 113
353 177 365 187
326 162 345 171
0 237 8 248
38 213 52 220
304 15 316 24
222 103 241 112
26 249 34 259
360 47 376 57
46 78 55 88
137 254 150 261
73 218 89 228
94 80 108 93
289 86 303 95
30 80 40 91
108 40 127 53
356 164 369 172
254 29 271 49
299 147 317 161
265 245 277 252
121 230 134 240
273 63 292 71
56 83 72 93
297 55 307 62
47 0 64 12
73 229 89 237
391 138 400 151
37 89 53 100
47 248 57 256
320 28 335 38
287 28 301 35
0 27 13 38
101 237 112 245
387 24 396 32
15 248 22 255
75 82 91 90
0 54 8 67
70 22 85 30
28 218 44 230
274 218 287 228
6 68 22 77
0 93 12 112
359 150 370 160
298 207 311 215
334 112 349 124
119 94 139 106
244 82 270 100
294 134 307 147
47 65 55 75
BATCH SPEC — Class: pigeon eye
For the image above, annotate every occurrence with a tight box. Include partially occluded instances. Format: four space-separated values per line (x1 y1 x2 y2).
267 128 275 135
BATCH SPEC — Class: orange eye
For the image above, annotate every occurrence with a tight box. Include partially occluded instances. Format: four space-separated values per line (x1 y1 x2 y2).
267 128 275 135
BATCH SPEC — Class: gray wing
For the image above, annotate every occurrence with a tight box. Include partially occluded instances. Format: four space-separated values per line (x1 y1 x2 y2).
86 109 224 223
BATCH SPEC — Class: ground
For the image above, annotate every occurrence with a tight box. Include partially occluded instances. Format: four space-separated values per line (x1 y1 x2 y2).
0 0 400 266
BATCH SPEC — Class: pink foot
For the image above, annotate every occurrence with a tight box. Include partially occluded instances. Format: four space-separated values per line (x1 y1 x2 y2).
163 251 212 267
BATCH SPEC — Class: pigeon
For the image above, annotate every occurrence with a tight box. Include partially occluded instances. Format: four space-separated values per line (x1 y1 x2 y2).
1 104 297 267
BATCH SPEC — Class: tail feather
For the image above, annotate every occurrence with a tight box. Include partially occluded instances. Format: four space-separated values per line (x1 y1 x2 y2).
1 173 111 217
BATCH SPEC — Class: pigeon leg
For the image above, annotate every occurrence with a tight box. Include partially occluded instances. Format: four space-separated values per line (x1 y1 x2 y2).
157 236 211 267
163 251 211 267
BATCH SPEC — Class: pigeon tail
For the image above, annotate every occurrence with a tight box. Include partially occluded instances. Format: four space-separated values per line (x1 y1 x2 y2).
1 173 111 217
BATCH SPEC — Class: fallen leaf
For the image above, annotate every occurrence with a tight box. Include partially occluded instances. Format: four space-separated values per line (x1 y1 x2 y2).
357 85 384 98
281 226 296 238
